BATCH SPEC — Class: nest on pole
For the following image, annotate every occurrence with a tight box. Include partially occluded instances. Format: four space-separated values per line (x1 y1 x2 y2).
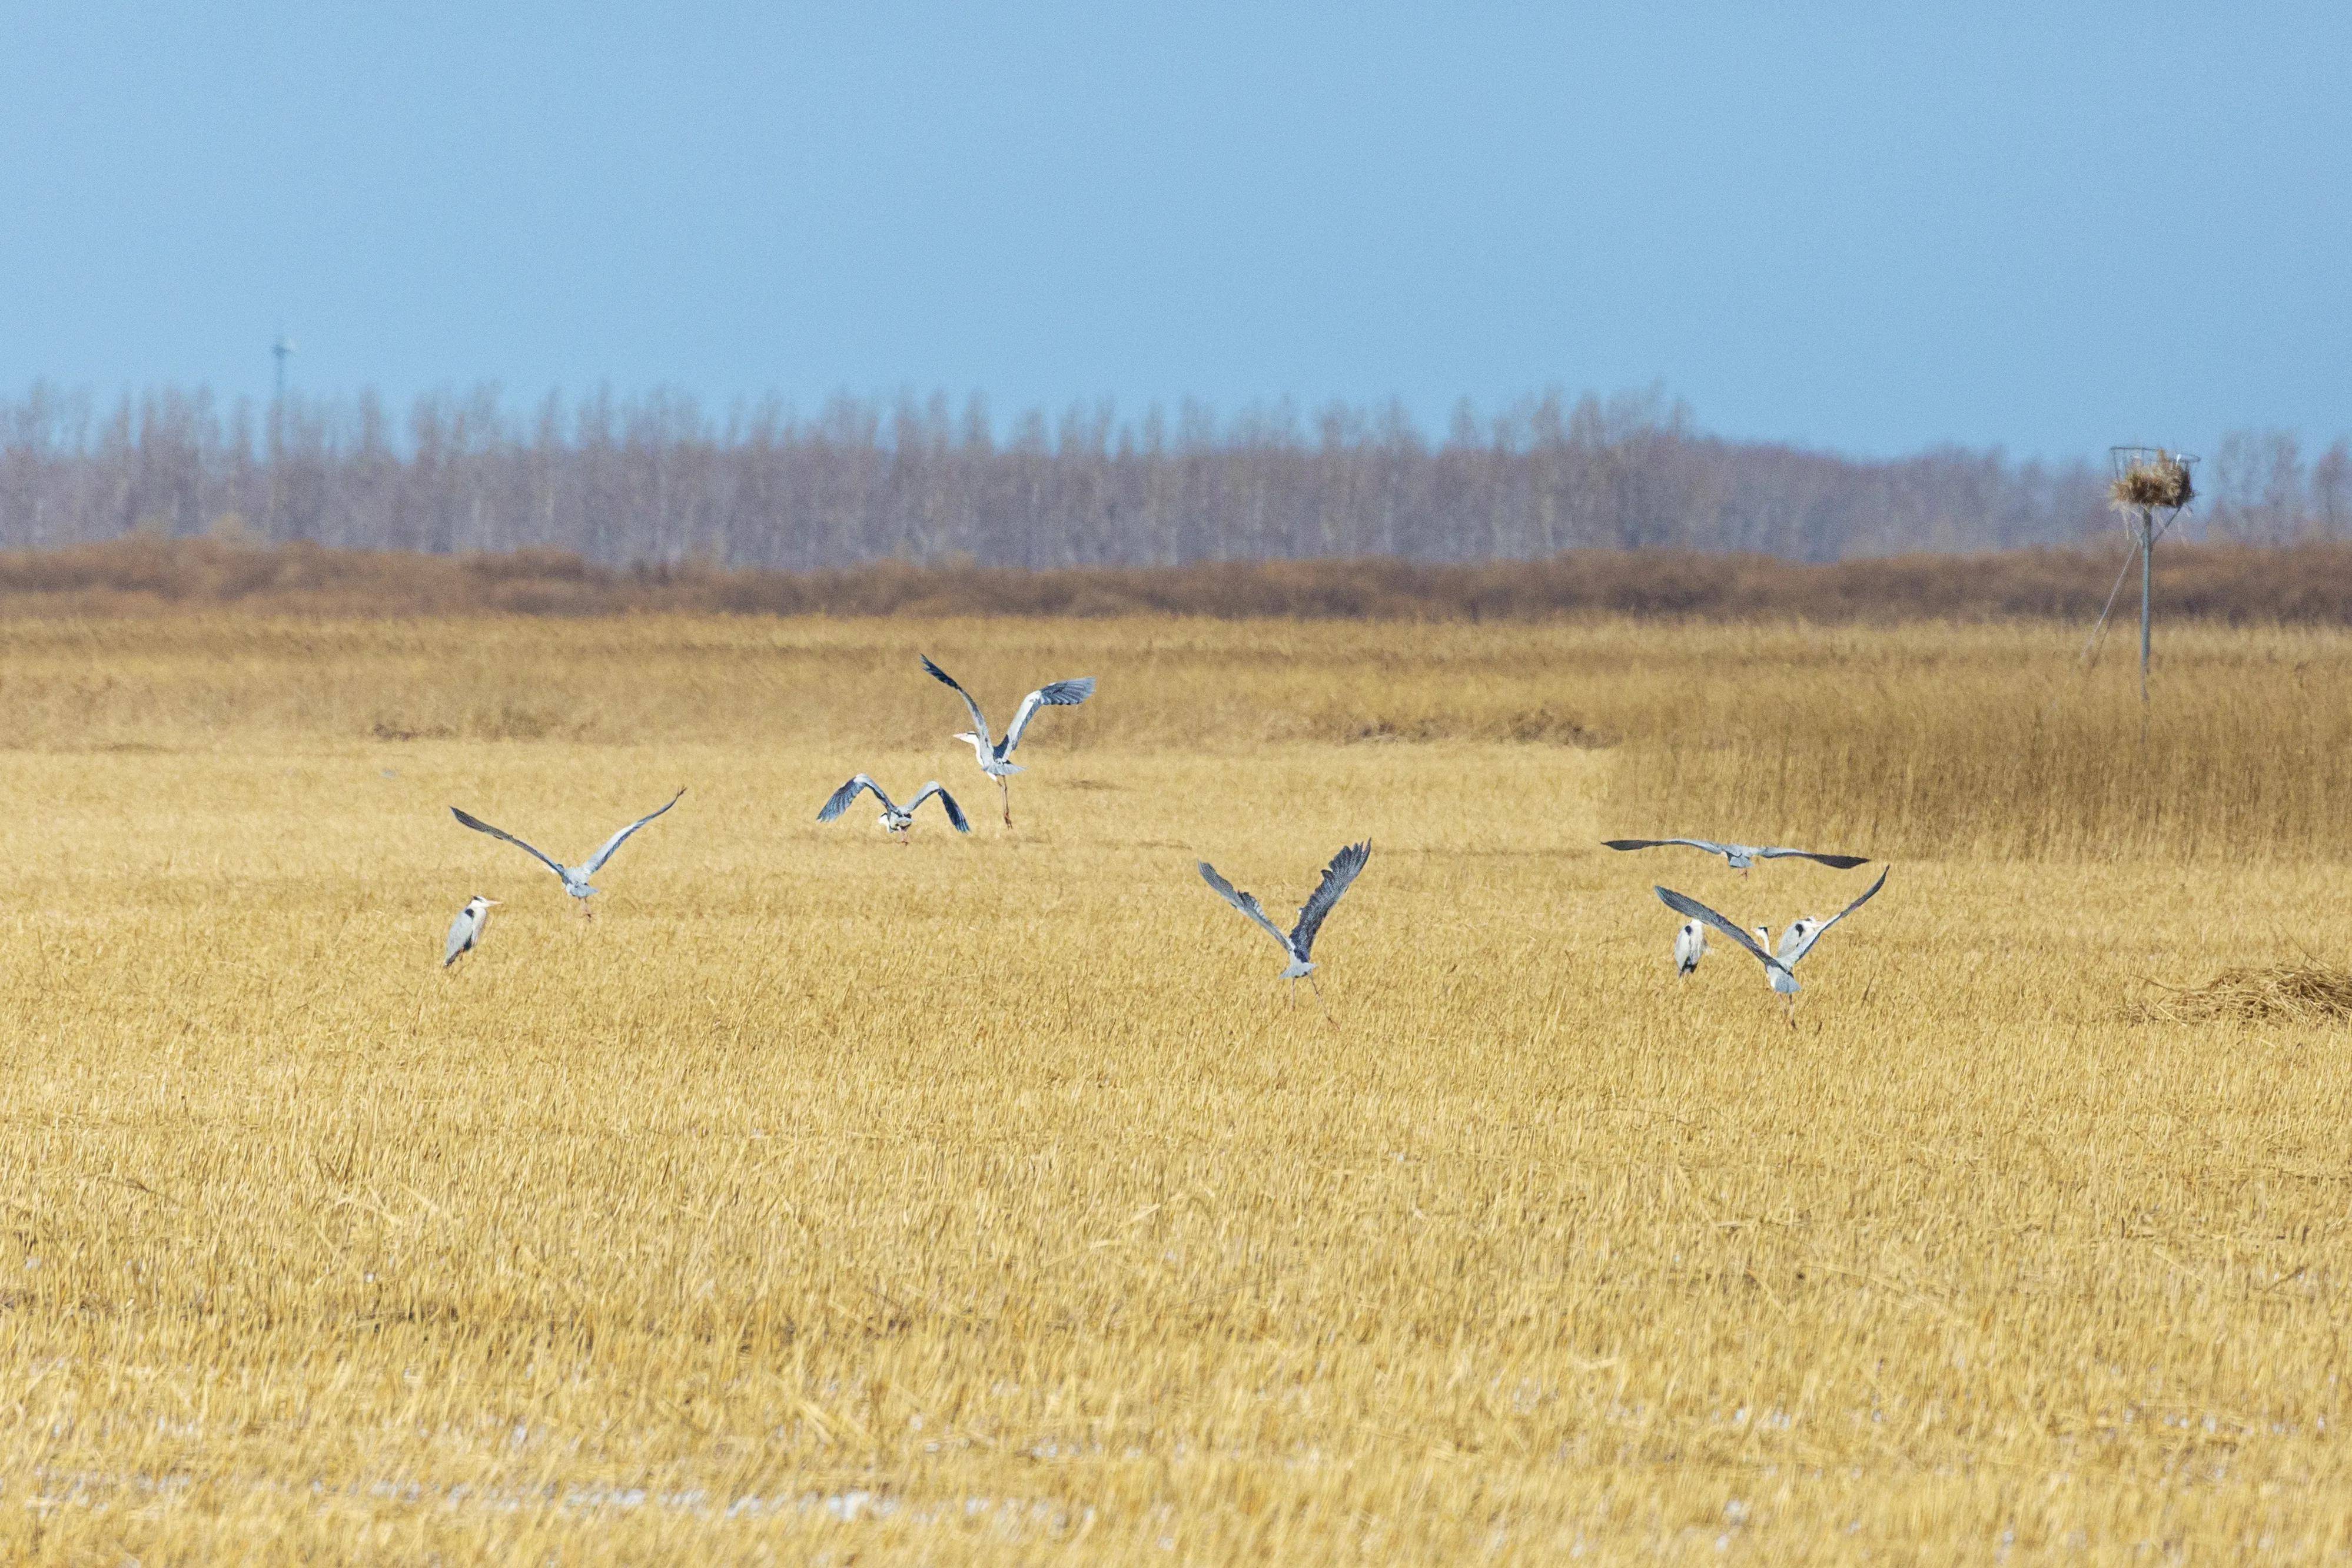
2109 451 2195 511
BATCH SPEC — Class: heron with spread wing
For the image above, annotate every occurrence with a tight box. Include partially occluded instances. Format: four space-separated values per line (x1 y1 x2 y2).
920 655 1095 826
450 789 685 917
1653 868 1889 1024
1606 837 1869 875
817 774 970 843
1197 841 1371 1016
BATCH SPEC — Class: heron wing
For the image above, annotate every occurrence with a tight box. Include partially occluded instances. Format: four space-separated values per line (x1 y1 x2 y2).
1653 885 1792 979
1289 840 1370 959
451 807 569 881
920 655 993 751
999 676 1096 756
580 788 686 875
907 781 971 832
1198 861 1295 956
1780 868 1888 966
1757 847 1872 869
1604 838 1731 856
818 775 889 822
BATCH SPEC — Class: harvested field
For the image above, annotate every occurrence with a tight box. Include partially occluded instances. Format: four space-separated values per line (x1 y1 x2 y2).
2 611 2350 1561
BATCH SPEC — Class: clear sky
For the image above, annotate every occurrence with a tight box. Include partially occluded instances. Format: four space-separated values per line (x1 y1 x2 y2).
3 2 2345 460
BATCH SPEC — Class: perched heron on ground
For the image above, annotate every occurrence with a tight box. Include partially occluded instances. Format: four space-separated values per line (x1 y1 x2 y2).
450 789 685 917
1673 918 1706 978
1197 841 1371 1017
817 775 971 842
920 655 1095 826
1653 868 1889 1025
443 895 499 968
1604 838 1869 875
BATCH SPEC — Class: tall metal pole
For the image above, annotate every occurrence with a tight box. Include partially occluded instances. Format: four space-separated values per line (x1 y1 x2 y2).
2138 510 2152 709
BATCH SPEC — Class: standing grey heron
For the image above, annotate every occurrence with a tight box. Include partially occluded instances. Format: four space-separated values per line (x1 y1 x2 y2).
1673 918 1706 978
450 789 685 917
817 775 971 842
920 655 1095 826
1197 841 1371 1016
1605 838 1870 875
1653 868 1889 1025
443 895 499 968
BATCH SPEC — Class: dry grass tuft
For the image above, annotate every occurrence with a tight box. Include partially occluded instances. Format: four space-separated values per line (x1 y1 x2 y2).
2134 962 2352 1024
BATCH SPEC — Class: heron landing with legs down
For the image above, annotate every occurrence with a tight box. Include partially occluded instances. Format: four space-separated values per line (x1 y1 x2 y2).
921 655 1095 827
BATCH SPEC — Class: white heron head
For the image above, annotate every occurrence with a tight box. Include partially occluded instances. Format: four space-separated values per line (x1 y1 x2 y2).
470 895 500 911
1752 925 1770 950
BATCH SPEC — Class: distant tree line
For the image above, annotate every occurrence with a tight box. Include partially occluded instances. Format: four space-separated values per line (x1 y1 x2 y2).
2 381 2344 566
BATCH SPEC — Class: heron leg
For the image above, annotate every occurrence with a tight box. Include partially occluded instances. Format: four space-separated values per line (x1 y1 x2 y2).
1287 978 1296 1010
999 776 1012 828
1309 972 1337 1027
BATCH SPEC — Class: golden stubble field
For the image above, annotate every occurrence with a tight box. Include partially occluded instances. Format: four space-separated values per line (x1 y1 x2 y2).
2 613 2351 1563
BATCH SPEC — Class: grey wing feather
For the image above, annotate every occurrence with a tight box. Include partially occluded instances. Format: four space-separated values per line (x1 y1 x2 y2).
921 655 993 750
1604 838 1731 856
999 676 1096 755
451 807 569 880
908 781 971 832
581 788 686 875
1758 847 1872 869
1198 860 1295 955
1780 868 1888 966
1289 840 1370 958
1653 885 1791 978
819 775 889 822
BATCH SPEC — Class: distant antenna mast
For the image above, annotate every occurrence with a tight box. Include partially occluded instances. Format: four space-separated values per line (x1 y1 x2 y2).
272 331 297 406
268 332 297 537
2104 446 2197 723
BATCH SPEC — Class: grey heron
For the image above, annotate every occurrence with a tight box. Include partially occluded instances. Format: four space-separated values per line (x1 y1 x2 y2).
1653 868 1889 1024
1605 838 1869 875
443 895 499 968
1673 918 1706 978
817 775 971 842
920 655 1095 826
450 789 685 916
1197 841 1371 1016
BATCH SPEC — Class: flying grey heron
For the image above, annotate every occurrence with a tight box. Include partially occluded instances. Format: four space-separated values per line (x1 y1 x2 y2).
443 895 499 968
920 655 1095 826
1197 841 1371 1016
1653 868 1889 1024
817 775 971 842
1673 918 1706 978
450 789 685 917
1605 838 1869 875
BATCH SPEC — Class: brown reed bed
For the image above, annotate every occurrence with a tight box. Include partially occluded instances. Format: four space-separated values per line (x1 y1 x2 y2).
4 536 2352 622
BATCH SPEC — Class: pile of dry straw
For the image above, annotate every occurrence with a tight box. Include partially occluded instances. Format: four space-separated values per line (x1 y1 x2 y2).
2135 962 2352 1025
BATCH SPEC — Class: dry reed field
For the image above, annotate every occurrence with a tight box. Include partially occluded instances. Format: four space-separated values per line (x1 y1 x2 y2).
5 612 2352 1562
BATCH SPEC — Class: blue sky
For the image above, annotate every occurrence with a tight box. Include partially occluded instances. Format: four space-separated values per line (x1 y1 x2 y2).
2 2 2345 459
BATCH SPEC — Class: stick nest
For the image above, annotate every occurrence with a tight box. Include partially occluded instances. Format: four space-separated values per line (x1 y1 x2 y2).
2110 454 2195 511
2132 962 2352 1025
